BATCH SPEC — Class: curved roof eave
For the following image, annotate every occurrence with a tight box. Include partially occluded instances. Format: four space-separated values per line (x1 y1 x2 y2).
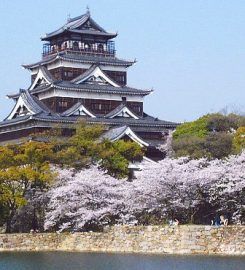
22 54 134 70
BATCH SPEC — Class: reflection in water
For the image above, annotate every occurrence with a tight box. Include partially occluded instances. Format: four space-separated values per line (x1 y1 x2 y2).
0 252 244 270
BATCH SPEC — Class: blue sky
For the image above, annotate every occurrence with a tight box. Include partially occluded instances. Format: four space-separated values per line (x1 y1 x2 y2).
0 0 244 122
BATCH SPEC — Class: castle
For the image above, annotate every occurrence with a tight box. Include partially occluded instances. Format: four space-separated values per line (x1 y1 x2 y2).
0 10 177 160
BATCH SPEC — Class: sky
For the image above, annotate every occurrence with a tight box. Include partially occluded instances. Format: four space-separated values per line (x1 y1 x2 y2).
0 0 245 122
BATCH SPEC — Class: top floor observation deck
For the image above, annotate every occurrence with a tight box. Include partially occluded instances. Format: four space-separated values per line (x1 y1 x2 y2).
41 11 117 59
42 40 116 59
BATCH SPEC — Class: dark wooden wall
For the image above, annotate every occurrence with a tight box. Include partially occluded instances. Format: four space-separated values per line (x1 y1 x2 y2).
103 70 127 86
31 68 127 86
0 127 48 141
41 97 143 116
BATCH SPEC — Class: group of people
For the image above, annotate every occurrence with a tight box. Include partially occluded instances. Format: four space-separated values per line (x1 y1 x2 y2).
211 215 228 226
168 215 229 227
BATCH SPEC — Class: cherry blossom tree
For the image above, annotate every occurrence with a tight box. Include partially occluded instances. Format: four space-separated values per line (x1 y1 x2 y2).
44 151 245 231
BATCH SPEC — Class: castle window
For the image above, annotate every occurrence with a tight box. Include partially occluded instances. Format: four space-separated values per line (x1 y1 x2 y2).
73 41 79 51
92 103 102 110
64 71 73 78
59 101 68 108
98 44 104 52
84 43 91 50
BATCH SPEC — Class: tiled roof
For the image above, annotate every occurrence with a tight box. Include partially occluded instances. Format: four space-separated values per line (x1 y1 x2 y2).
71 64 98 83
39 66 55 83
92 116 178 128
0 110 178 129
4 89 56 122
104 103 126 118
18 89 51 115
22 52 134 69
60 102 83 117
104 104 139 119
60 102 95 117
99 125 128 141
99 125 149 147
27 81 151 96
41 12 117 41
0 115 32 127
2 90 178 131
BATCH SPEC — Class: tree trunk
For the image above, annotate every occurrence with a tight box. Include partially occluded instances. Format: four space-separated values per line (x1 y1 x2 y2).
190 210 197 224
5 211 15 233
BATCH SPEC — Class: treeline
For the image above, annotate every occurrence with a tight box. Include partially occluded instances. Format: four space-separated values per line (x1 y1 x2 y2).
0 114 244 233
172 113 245 159
0 121 143 232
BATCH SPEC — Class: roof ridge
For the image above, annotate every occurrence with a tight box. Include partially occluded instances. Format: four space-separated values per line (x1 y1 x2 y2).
71 64 98 83
105 103 140 119
41 12 114 40
39 66 56 83
61 102 96 118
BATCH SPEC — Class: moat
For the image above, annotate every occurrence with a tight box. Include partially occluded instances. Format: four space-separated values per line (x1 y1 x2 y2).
0 252 244 270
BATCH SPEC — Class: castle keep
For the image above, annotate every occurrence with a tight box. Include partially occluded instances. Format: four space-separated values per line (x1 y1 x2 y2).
0 10 177 160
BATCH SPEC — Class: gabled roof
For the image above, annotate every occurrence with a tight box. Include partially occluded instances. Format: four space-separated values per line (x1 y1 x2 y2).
0 112 178 131
28 81 152 96
41 11 117 41
7 77 152 99
71 64 120 87
22 52 135 70
29 66 55 90
100 125 149 147
105 104 139 119
61 102 96 118
5 89 52 120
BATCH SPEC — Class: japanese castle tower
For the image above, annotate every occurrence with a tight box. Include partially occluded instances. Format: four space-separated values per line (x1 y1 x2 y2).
0 10 177 160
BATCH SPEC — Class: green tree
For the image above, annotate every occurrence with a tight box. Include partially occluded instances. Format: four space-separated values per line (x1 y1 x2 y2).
0 142 55 233
52 121 144 178
173 115 209 140
205 132 233 159
172 135 208 159
172 113 245 159
232 127 245 154
99 140 143 178
207 113 237 132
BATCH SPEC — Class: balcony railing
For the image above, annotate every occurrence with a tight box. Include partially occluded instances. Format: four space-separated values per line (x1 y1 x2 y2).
42 42 116 58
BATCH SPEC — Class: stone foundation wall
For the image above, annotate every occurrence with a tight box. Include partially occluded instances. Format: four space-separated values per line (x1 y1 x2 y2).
0 225 244 255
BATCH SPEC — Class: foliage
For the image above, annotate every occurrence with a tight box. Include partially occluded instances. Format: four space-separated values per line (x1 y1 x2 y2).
50 121 144 178
232 127 245 154
173 115 209 140
99 140 143 178
204 132 233 159
173 113 245 159
172 135 208 159
44 151 245 232
207 113 237 132
0 121 144 232
0 142 55 232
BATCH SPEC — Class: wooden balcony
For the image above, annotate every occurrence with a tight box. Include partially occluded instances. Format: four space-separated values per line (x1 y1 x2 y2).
42 43 116 59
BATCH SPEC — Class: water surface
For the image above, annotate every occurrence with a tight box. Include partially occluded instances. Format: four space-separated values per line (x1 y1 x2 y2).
0 252 244 270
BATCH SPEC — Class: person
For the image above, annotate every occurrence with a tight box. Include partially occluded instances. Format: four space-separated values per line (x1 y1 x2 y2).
220 215 228 226
214 214 221 226
168 219 174 226
174 219 179 226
